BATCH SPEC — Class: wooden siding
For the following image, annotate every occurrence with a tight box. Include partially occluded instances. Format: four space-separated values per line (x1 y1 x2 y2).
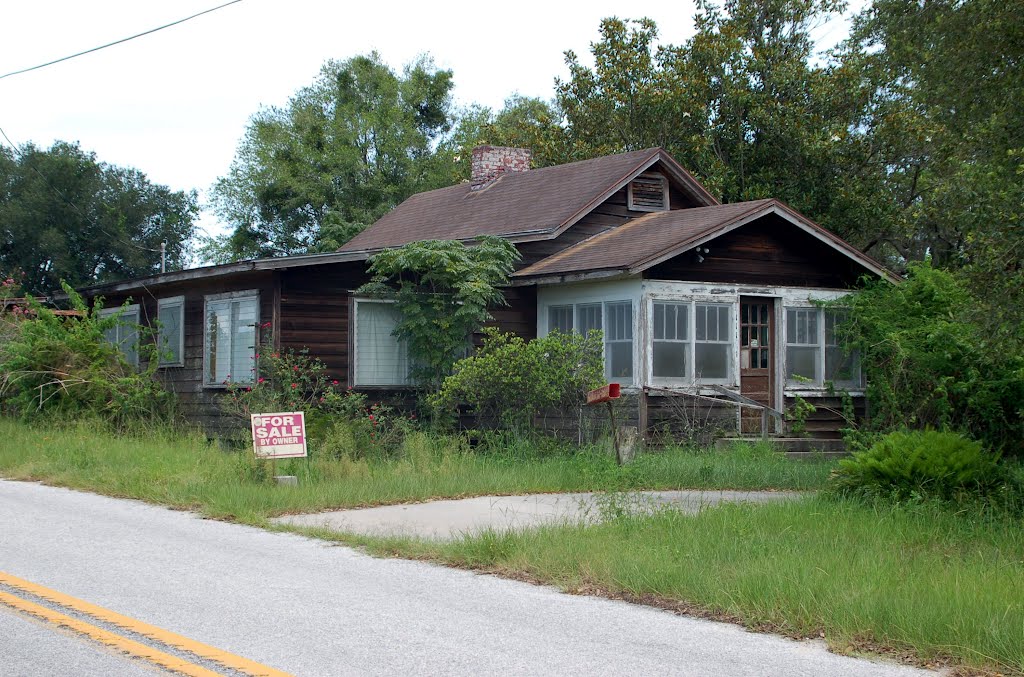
783 394 865 440
644 213 870 288
90 272 277 436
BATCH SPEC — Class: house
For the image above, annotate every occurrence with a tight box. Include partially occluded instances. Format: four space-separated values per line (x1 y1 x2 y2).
81 146 896 439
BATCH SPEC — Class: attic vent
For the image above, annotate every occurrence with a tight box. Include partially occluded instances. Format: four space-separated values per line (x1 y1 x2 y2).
627 173 669 212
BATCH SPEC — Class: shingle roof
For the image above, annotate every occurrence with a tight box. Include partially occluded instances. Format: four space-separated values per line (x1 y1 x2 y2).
339 148 718 252
513 199 898 282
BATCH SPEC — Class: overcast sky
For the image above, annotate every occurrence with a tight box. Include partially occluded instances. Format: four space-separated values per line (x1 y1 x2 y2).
0 0 860 239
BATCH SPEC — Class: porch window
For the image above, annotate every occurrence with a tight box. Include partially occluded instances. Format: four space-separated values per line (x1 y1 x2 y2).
786 308 861 387
604 301 633 382
652 301 688 379
354 300 410 387
204 292 258 386
99 304 140 367
542 299 634 384
157 296 184 367
694 303 731 381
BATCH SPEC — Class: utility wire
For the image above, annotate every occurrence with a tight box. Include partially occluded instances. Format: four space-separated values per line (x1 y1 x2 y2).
0 0 244 81
0 125 165 254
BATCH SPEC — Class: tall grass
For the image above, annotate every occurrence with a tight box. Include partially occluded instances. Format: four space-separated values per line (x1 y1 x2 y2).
0 419 830 524
425 496 1024 673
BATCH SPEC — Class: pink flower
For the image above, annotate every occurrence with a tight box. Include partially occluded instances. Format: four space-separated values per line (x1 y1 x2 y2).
293 366 299 372
291 383 298 389
257 377 265 384
368 414 375 421
332 380 339 386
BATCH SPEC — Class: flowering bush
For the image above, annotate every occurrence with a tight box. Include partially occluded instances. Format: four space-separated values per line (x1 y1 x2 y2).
222 342 416 458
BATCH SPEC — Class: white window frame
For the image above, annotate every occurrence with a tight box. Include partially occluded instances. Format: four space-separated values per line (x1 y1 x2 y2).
98 304 140 367
203 290 259 388
352 298 412 388
539 298 636 385
648 299 733 386
784 306 862 388
156 296 185 368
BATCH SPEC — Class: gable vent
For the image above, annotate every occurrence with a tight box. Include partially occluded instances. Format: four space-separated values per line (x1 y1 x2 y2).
628 173 669 212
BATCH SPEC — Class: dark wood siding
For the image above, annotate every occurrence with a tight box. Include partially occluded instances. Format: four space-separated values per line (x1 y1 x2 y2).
783 394 866 440
644 214 871 288
90 272 277 436
278 263 368 383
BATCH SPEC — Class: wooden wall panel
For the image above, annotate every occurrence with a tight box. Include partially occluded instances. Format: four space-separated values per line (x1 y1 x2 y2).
644 214 871 288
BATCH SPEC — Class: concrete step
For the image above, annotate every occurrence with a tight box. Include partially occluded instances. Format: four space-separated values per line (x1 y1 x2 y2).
715 436 849 457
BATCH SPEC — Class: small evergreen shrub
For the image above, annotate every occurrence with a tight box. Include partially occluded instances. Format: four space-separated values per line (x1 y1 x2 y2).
829 429 1013 503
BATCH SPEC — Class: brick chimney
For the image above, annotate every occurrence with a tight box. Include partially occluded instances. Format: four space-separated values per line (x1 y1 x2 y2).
470 146 531 190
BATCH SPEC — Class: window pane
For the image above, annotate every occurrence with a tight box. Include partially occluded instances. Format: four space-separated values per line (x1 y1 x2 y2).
696 305 707 340
718 306 729 339
549 305 573 333
578 303 602 336
356 301 408 386
231 299 257 384
787 346 819 382
826 346 861 386
604 302 631 340
695 343 728 380
121 321 139 367
207 301 230 384
653 342 686 378
608 342 632 381
158 301 183 365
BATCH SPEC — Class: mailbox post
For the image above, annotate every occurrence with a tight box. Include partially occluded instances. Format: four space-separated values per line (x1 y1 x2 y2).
586 384 625 465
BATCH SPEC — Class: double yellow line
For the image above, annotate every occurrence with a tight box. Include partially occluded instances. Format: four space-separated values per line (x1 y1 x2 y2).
0 571 292 676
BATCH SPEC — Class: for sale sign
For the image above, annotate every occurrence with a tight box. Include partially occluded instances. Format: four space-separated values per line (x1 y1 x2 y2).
250 412 307 459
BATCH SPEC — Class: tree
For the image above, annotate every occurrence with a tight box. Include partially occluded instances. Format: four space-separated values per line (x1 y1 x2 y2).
0 141 197 295
841 0 1023 348
208 53 458 261
551 7 893 253
355 237 520 390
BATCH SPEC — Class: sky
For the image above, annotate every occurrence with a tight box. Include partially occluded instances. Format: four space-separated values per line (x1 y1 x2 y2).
0 0 861 241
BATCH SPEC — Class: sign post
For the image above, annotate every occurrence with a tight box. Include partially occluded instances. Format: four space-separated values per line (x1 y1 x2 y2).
250 412 308 484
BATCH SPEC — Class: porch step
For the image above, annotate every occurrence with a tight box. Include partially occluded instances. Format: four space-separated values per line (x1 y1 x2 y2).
714 437 850 459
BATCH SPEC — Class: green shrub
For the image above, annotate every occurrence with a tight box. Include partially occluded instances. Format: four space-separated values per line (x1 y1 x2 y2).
0 284 172 426
836 263 1024 456
429 328 604 433
829 429 1015 503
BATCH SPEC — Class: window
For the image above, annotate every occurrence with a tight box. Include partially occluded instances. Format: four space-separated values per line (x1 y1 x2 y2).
204 292 258 386
543 299 634 384
157 296 184 367
99 304 140 366
786 308 861 387
652 301 688 379
604 301 633 382
354 300 410 386
650 301 733 384
627 173 669 211
695 304 731 381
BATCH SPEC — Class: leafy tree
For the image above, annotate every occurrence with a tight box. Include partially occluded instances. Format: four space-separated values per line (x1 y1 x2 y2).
449 95 571 171
551 8 891 253
208 53 458 261
355 237 520 390
0 141 197 295
841 0 1023 346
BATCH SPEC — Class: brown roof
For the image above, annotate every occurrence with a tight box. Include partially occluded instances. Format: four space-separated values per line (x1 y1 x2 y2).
339 148 718 252
513 199 899 282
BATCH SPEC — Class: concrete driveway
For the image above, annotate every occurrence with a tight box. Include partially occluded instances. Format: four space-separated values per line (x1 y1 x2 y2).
272 490 801 540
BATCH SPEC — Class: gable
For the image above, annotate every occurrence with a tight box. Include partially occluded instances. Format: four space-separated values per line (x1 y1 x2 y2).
644 214 875 288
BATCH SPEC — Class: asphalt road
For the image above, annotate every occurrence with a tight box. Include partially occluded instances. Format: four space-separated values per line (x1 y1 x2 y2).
0 480 933 676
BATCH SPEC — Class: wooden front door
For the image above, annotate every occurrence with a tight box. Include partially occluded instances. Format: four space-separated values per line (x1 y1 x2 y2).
740 297 775 434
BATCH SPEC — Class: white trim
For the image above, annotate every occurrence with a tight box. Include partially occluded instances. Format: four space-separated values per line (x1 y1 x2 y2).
202 291 259 388
156 296 185 368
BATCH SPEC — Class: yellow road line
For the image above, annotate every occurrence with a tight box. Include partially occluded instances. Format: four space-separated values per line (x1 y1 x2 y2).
0 590 221 676
0 572 293 677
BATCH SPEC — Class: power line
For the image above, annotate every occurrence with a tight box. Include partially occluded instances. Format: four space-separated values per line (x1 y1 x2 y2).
0 0 244 82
